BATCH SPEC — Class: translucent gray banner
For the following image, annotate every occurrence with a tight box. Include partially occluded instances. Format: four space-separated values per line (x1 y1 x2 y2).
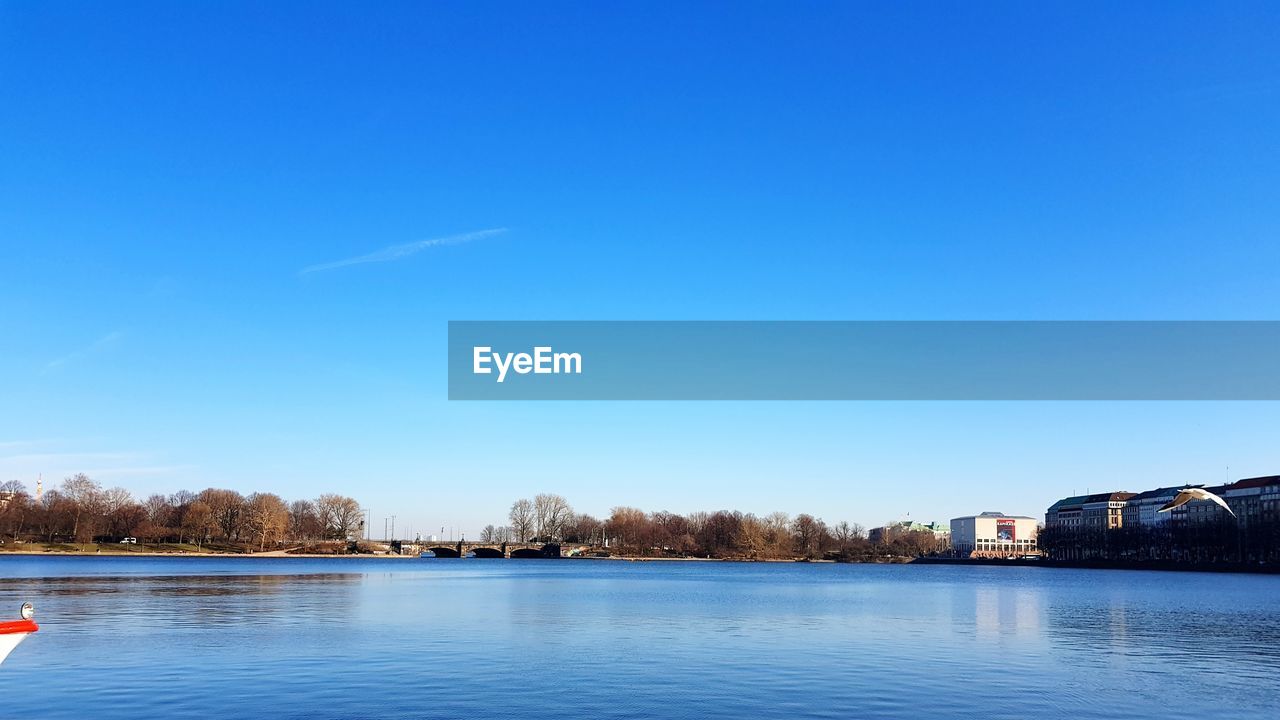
447 321 1280 400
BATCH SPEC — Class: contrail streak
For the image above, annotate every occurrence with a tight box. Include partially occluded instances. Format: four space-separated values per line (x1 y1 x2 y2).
300 228 507 274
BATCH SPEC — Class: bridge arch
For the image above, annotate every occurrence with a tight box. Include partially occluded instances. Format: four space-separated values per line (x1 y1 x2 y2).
510 547 550 559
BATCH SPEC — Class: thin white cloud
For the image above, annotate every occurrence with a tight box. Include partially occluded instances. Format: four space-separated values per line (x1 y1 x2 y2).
82 465 195 479
0 448 195 487
0 452 143 464
42 331 124 374
299 228 508 275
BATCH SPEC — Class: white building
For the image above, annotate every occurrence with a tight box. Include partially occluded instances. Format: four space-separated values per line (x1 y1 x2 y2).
950 511 1039 558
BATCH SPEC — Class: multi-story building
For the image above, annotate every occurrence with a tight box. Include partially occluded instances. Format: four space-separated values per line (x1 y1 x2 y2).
950 512 1038 558
1121 486 1181 527
1220 475 1280 529
1043 475 1280 563
1045 491 1133 530
1083 492 1134 530
1045 495 1087 529
868 520 950 544
1076 477 1280 529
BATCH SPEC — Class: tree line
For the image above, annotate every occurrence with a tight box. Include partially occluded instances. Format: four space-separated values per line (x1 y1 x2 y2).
1 480 952 560
0 475 363 551
477 494 949 560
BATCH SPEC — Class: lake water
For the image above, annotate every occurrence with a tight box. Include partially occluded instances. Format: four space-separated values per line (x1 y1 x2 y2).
1 557 1277 719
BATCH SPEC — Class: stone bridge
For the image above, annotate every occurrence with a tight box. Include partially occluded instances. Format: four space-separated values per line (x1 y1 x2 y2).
391 541 592 558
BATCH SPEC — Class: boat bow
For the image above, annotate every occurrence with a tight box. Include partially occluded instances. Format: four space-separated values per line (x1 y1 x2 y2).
0 604 38 665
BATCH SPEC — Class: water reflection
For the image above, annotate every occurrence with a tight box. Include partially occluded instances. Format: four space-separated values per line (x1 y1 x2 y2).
970 583 1044 638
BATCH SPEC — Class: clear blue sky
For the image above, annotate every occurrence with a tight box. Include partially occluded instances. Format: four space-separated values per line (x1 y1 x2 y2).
3 1 1279 537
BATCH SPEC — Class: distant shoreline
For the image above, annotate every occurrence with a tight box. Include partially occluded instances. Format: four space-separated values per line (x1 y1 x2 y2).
0 549 416 559
10 550 1277 573
0 550 862 561
0 547 899 562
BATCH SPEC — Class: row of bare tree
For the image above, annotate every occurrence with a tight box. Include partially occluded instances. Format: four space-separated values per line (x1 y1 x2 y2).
478 496 944 560
0 479 950 560
0 475 362 551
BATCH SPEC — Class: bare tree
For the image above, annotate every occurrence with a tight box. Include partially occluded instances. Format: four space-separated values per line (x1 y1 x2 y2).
316 494 363 540
737 513 767 558
199 488 247 540
651 511 693 554
183 500 215 549
61 473 102 544
0 479 26 496
509 498 535 542
36 490 71 542
144 494 173 527
792 513 828 559
169 489 197 511
288 499 322 540
246 492 289 551
100 487 133 515
764 511 792 556
606 507 647 549
565 513 603 545
832 521 856 550
685 511 709 537
110 502 144 541
534 493 573 541
479 524 498 542
100 487 136 539
694 511 743 557
0 480 30 540
168 490 196 542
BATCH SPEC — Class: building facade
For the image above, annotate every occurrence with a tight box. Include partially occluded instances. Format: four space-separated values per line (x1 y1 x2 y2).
1121 487 1181 528
1083 492 1135 530
1045 495 1086 529
950 512 1038 558
1046 492 1134 531
1042 476 1280 563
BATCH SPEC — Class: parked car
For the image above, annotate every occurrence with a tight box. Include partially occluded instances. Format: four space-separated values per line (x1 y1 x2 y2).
119 537 137 544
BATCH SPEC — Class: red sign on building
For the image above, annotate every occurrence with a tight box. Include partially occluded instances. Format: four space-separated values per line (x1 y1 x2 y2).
996 518 1016 542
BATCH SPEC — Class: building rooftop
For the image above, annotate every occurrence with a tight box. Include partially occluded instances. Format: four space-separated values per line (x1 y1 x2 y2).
1046 495 1089 511
1226 475 1280 490
951 511 1036 521
1127 485 1193 501
877 519 947 528
1048 491 1132 511
1049 476 1280 514
1083 491 1135 504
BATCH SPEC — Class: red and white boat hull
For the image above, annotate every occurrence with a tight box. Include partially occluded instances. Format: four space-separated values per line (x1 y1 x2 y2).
0 618 38 665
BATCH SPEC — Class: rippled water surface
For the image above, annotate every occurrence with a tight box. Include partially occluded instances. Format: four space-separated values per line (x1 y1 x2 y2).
2 556 1278 719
